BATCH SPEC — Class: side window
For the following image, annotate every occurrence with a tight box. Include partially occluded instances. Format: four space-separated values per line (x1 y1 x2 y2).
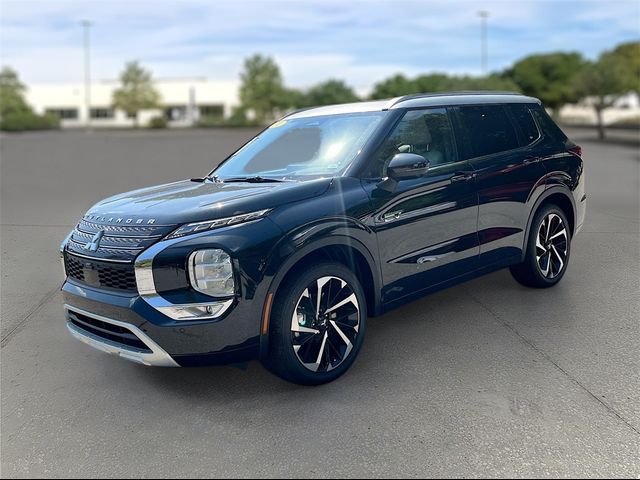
508 104 540 146
456 105 519 159
368 108 456 177
529 105 568 144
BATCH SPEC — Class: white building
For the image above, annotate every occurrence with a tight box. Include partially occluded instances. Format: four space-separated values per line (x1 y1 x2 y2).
25 77 240 128
558 92 640 125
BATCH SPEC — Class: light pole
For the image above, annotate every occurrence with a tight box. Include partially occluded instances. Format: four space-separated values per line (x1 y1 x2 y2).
81 20 92 128
478 10 489 75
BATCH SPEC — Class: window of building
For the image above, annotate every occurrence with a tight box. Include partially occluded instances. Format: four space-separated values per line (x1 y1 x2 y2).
45 108 78 120
199 104 224 118
456 105 519 159
164 106 187 121
90 108 114 119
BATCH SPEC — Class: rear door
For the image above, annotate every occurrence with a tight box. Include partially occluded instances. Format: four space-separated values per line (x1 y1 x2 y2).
451 103 547 266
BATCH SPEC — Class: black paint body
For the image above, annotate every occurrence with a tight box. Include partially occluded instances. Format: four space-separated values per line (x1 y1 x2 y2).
61 93 586 366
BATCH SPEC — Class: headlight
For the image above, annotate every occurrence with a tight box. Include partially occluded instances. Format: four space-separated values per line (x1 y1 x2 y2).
188 249 234 297
166 209 271 239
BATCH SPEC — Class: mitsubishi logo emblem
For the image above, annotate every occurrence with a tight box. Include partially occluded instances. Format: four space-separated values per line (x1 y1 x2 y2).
84 230 104 252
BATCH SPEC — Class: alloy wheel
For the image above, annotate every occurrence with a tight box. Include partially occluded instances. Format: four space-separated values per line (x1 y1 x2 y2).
291 276 360 372
536 213 568 279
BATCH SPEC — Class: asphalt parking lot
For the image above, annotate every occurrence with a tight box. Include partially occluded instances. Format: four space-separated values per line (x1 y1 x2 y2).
1 127 639 478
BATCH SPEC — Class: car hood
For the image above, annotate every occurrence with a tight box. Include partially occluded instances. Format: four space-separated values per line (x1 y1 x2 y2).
86 178 333 225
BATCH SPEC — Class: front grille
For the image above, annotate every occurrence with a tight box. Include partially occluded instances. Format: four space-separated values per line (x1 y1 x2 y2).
65 253 138 292
67 309 150 352
65 216 177 263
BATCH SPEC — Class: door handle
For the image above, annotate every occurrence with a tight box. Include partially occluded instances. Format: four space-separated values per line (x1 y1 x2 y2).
523 156 540 166
450 171 475 183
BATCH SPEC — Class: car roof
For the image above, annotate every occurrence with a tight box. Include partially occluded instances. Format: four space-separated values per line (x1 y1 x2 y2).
285 91 541 119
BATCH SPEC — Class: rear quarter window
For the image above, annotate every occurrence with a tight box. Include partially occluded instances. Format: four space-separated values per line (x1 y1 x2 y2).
529 104 568 144
508 104 540 146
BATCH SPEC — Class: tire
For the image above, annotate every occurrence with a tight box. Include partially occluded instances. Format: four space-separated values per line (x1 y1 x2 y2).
264 261 367 385
510 203 572 288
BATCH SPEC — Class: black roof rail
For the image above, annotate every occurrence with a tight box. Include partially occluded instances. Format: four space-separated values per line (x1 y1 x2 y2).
390 90 523 107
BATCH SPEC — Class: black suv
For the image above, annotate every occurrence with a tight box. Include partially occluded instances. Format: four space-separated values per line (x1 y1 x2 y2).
60 92 586 385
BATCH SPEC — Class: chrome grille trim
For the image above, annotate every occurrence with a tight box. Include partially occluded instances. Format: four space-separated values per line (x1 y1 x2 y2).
72 230 161 245
78 219 172 235
66 217 177 264
69 238 141 251
64 250 133 264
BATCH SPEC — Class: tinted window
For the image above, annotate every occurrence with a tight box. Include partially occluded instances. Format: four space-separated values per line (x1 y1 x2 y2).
368 108 456 177
530 105 568 143
456 105 519 158
509 104 540 146
214 112 385 180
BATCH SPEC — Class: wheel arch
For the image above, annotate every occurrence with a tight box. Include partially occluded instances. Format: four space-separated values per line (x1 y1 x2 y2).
521 186 576 262
259 235 382 359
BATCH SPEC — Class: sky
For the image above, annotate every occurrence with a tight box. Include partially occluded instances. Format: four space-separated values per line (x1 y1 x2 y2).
1 0 639 94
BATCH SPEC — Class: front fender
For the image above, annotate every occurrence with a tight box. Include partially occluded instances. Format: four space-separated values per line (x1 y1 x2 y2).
258 216 382 359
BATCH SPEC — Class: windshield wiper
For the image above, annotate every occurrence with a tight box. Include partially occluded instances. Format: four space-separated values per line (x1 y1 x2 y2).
191 174 222 183
221 176 286 183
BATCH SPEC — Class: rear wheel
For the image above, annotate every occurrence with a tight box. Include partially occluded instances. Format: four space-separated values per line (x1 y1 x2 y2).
264 262 367 385
510 204 571 288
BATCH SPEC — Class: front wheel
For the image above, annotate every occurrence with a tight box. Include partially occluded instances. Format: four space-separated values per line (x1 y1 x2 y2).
264 262 367 385
510 204 571 288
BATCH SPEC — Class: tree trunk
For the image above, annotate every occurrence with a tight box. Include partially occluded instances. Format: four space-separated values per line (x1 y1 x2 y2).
595 106 605 140
133 112 139 129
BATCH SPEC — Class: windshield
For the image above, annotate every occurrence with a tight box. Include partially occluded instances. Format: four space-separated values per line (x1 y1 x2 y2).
213 112 386 181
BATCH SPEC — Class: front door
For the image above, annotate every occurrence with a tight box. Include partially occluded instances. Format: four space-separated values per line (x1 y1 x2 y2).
362 108 479 305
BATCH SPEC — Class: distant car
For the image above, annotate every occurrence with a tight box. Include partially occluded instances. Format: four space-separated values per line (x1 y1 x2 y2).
60 92 586 385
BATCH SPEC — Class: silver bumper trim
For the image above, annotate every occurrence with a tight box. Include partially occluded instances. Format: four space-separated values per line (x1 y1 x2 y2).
65 304 179 367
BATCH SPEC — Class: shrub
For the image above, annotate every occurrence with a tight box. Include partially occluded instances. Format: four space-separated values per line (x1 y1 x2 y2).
0 111 60 132
148 115 168 129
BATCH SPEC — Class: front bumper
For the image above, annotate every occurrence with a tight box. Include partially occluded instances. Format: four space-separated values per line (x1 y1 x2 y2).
62 278 262 367
65 304 179 367
60 219 286 366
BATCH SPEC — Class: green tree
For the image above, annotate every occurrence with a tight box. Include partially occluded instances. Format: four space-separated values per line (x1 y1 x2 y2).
608 41 640 94
112 61 161 127
369 74 418 99
0 66 59 131
413 73 453 92
444 74 519 92
281 87 306 110
239 54 287 124
297 79 359 108
505 52 585 116
0 66 30 119
577 50 633 140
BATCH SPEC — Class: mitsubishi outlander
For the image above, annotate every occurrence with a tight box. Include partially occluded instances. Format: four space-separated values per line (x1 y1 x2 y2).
60 92 586 385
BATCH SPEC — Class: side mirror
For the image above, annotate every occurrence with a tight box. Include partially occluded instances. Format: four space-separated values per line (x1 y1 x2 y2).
387 153 429 180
